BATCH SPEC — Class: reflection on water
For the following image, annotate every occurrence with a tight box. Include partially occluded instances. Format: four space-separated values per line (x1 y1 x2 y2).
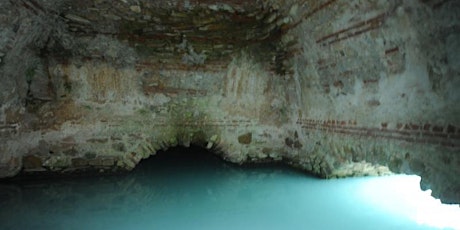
0 146 457 230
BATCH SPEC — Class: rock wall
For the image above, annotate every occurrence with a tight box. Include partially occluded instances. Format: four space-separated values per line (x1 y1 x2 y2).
0 0 459 203
0 0 294 178
286 0 460 203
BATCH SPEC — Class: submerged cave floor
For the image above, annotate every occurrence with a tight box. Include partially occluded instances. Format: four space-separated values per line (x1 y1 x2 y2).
0 146 458 230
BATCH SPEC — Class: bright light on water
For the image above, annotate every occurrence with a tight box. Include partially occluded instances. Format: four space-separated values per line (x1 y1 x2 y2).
358 175 460 230
0 147 459 230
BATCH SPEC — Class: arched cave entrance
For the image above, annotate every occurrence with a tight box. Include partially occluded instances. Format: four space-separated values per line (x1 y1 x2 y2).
132 144 238 181
134 145 229 172
131 144 298 186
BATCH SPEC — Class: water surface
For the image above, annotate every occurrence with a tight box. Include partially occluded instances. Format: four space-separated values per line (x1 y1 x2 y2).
0 146 458 230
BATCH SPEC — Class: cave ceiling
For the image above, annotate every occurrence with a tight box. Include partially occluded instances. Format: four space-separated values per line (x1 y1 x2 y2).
24 0 300 74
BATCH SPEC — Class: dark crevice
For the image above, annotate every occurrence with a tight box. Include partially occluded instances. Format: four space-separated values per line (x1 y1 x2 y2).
134 145 311 177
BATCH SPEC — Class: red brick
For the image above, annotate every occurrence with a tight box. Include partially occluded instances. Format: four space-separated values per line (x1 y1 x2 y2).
447 124 456 134
423 123 431 131
385 47 399 55
432 126 444 133
363 79 378 84
441 142 455 148
410 124 420 130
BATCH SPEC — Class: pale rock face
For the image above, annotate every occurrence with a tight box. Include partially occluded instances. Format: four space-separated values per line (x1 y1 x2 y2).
0 0 459 204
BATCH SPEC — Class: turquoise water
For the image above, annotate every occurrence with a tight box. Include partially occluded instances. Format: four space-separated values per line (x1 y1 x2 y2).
0 146 458 230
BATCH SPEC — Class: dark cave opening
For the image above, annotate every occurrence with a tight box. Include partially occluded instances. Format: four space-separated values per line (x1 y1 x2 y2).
133 144 306 177
135 144 306 187
133 145 233 174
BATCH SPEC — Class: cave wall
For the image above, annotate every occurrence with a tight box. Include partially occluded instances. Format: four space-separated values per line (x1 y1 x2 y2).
0 0 459 203
0 0 296 176
286 0 460 203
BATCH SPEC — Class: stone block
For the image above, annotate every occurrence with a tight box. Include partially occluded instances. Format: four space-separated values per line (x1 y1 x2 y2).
101 158 115 166
238 133 252 145
71 158 88 167
22 155 43 169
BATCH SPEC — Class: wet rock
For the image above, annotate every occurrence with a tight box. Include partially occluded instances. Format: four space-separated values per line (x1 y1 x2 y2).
0 157 22 178
88 158 102 166
71 158 88 167
43 156 72 170
409 159 426 174
206 134 219 149
101 158 115 166
330 161 393 178
122 157 136 170
22 155 43 170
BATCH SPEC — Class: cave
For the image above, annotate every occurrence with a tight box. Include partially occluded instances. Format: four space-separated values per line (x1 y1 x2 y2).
0 0 459 227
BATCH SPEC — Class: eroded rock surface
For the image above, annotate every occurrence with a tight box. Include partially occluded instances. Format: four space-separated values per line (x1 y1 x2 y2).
0 0 459 203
